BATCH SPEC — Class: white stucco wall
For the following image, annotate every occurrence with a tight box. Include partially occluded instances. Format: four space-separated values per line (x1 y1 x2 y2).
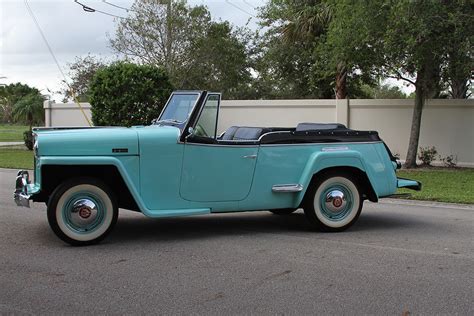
44 98 474 167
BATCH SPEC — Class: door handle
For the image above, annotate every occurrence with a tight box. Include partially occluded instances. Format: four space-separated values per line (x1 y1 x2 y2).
242 154 257 159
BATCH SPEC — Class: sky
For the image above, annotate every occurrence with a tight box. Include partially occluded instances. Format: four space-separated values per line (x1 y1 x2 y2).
0 0 264 100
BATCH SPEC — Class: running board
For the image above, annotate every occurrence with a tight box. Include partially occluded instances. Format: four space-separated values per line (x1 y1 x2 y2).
144 208 210 218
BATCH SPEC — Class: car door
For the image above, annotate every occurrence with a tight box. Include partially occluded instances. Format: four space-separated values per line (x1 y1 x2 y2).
180 93 259 202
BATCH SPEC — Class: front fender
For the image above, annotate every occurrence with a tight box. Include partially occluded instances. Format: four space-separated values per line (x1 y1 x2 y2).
38 155 145 210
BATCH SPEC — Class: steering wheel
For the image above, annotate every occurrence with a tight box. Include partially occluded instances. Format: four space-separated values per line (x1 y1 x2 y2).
194 124 208 137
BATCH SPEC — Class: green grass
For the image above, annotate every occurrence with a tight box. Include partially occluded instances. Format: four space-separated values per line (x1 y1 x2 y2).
0 124 29 142
397 168 474 204
0 146 34 169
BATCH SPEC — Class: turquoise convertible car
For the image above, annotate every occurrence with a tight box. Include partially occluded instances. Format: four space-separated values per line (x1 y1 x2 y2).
14 91 421 246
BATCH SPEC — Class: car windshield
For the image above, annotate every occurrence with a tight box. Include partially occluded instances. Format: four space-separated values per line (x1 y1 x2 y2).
156 93 199 124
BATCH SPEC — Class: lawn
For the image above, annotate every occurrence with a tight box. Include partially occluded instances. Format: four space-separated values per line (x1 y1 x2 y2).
0 146 34 169
397 168 474 204
0 124 29 142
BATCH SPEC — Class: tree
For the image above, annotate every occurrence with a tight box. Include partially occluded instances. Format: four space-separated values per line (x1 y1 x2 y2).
257 0 380 99
12 93 45 130
314 0 388 99
441 5 473 99
89 62 173 126
61 54 107 102
110 0 207 80
255 5 331 99
0 83 43 123
110 0 253 98
257 1 334 99
181 22 255 99
363 83 408 99
382 1 474 167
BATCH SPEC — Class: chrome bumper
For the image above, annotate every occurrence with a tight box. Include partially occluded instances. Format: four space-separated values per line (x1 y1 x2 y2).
14 170 31 207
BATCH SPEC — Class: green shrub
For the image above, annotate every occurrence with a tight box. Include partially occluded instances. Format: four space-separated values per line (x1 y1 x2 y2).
23 130 34 150
418 146 437 166
89 62 173 126
440 154 457 168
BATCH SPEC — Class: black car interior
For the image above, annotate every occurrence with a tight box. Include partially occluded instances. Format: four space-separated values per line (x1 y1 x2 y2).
187 122 380 145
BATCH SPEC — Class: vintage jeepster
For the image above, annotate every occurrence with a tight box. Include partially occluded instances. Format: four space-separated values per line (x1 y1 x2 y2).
14 91 421 246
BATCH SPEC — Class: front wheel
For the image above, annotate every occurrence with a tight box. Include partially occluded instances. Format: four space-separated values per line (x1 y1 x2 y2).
47 178 118 246
304 173 362 232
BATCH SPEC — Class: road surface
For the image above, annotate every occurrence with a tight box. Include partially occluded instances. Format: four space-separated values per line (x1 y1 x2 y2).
1 168 473 315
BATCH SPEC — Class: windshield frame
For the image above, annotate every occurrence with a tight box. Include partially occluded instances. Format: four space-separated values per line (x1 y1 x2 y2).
154 91 203 129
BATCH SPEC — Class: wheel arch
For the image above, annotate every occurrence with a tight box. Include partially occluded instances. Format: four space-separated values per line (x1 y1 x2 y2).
299 166 378 207
34 164 140 212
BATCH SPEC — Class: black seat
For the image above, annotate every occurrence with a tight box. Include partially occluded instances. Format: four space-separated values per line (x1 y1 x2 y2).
296 123 347 132
232 127 264 140
221 126 240 140
221 126 268 141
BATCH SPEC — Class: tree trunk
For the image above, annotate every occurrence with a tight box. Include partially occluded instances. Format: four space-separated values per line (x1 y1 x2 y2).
335 62 347 99
165 0 173 73
450 77 469 99
28 112 33 131
404 84 424 168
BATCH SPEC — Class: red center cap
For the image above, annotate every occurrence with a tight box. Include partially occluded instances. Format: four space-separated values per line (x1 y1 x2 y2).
333 197 342 208
79 207 91 219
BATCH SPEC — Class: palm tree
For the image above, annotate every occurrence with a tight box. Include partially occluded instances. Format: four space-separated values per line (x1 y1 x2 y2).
282 2 332 40
13 93 44 131
280 2 349 99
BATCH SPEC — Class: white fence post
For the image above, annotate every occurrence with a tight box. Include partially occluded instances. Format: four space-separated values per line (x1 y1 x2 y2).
336 98 349 127
43 100 52 127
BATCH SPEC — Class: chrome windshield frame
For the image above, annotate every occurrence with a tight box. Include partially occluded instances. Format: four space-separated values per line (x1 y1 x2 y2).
189 92 222 140
155 91 203 130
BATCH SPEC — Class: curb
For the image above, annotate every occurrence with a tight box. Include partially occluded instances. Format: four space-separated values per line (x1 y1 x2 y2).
379 198 474 210
0 142 24 147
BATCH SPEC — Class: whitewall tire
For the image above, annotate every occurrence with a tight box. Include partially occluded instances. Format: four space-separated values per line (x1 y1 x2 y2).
47 178 118 246
304 173 362 232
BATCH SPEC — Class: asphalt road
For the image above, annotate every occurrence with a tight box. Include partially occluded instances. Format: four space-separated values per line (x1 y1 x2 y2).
1 168 473 315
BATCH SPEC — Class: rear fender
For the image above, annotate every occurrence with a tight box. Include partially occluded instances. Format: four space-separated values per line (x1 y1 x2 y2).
295 151 375 206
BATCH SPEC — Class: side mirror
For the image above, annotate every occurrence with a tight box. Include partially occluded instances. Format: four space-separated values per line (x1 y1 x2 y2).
185 127 195 142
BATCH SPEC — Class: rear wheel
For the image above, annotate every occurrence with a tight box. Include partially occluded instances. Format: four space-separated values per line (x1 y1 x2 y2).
47 178 118 246
304 173 362 232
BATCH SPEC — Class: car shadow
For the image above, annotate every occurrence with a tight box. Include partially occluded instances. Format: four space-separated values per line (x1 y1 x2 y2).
106 209 425 245
110 210 310 244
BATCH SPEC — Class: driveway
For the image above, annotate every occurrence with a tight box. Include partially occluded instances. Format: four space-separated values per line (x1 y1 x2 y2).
1 168 473 315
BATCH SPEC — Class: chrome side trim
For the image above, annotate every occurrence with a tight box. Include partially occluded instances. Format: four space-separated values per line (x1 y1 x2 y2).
272 184 304 193
179 142 259 148
242 154 257 159
261 141 383 147
322 146 349 152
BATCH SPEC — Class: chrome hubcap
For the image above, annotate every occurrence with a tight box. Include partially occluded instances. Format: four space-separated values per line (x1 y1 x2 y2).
324 190 347 213
67 198 100 231
319 184 354 222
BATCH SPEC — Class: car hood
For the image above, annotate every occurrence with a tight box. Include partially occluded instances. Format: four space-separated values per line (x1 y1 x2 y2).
36 127 140 156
